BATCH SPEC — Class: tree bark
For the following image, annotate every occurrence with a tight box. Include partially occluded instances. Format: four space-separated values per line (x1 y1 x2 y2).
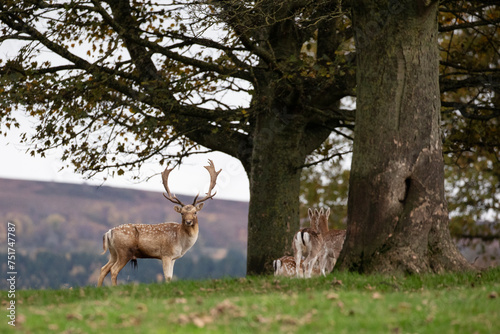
246 115 302 275
338 0 474 274
246 106 331 275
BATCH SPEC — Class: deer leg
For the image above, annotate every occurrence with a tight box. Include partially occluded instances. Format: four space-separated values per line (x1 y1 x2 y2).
162 257 174 282
110 256 129 286
169 259 176 279
303 259 310 278
97 247 117 287
97 259 114 287
319 250 328 277
305 255 318 278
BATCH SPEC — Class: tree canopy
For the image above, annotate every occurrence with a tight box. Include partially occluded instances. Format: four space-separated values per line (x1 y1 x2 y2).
0 0 353 176
0 1 497 177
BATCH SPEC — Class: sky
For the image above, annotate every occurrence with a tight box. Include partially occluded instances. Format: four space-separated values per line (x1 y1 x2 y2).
0 114 250 202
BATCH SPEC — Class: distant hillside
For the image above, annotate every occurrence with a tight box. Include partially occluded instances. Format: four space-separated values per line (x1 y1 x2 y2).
0 177 248 254
0 178 249 288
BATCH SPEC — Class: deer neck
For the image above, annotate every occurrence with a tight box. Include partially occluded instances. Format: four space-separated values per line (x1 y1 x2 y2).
318 218 329 235
176 220 197 255
182 219 199 237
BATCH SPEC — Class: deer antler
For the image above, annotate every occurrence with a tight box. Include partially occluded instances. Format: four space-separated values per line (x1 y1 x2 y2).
193 159 222 205
162 167 186 206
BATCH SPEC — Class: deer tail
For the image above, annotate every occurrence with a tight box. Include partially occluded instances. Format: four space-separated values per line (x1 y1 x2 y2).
101 230 111 255
302 230 311 248
273 259 279 276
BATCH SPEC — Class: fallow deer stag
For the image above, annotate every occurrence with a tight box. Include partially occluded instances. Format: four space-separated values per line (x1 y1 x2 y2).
97 160 221 286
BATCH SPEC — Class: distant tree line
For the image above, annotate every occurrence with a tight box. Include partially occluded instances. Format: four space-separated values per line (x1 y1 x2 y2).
0 249 246 290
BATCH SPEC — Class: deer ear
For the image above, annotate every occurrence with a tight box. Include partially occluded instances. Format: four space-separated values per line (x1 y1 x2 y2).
174 206 182 213
195 202 205 211
326 208 331 218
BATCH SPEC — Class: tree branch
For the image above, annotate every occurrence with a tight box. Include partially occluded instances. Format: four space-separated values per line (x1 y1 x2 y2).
453 234 500 242
298 150 352 169
441 101 500 120
181 120 252 169
439 17 500 32
440 75 500 92
91 0 253 82
213 0 277 68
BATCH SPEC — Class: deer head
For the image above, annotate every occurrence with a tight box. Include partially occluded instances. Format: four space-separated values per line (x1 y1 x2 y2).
161 159 222 227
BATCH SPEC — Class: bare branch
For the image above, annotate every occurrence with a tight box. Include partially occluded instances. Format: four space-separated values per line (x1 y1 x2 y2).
441 101 500 121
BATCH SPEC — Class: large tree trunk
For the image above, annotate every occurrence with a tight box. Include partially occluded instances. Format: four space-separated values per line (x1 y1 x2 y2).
338 0 474 274
244 113 334 275
243 12 334 275
246 113 304 275
245 108 332 275
244 114 332 275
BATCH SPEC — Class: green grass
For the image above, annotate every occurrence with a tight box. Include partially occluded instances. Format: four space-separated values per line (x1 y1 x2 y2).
2 268 499 333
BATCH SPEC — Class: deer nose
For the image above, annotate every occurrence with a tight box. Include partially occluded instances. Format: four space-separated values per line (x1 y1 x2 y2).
185 220 193 226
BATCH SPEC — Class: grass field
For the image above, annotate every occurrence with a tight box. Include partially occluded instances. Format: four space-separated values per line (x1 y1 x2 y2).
2 267 499 333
